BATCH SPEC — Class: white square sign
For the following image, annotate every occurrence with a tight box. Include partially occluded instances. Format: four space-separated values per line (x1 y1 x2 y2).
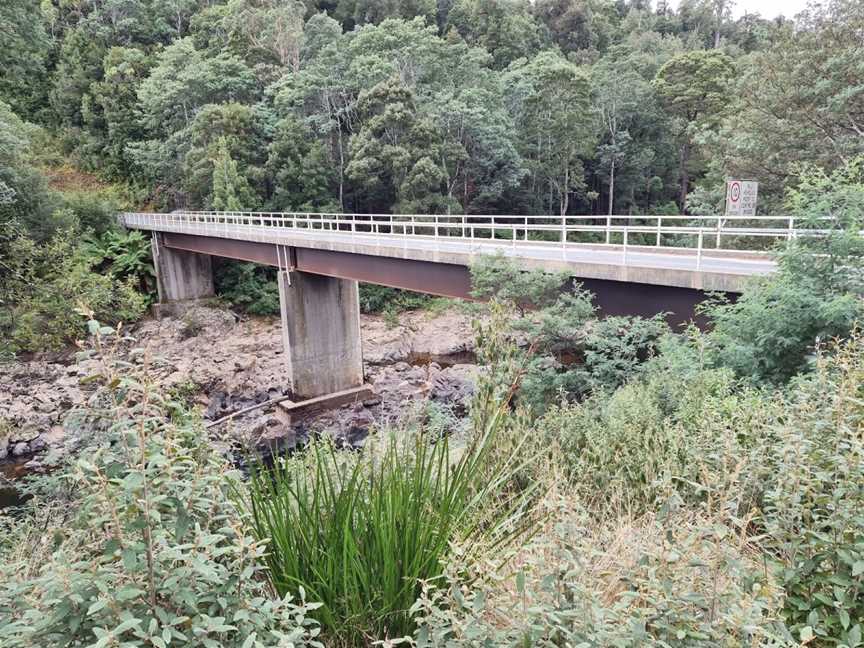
725 180 758 216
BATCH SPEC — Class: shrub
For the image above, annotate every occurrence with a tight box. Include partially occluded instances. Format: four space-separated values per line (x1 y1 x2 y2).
358 283 432 314
519 311 670 412
0 321 324 647
214 260 280 315
537 341 780 514
470 253 568 316
411 491 788 647
2 229 147 353
761 332 864 646
239 319 538 645
83 228 157 298
705 157 864 385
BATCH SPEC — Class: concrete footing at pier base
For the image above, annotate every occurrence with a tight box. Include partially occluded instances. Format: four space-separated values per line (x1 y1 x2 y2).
152 232 214 302
278 270 364 399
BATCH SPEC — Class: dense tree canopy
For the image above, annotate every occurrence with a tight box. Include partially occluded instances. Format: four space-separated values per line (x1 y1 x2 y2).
1 0 859 218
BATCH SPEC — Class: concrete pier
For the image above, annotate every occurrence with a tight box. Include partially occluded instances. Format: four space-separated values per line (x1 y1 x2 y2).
278 270 364 399
152 232 214 302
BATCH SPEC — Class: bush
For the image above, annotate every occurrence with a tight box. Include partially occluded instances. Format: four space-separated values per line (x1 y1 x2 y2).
239 321 538 645
2 229 147 353
0 321 324 647
519 312 670 412
214 261 280 315
761 332 864 646
705 157 864 385
358 283 433 314
411 492 787 647
537 339 779 514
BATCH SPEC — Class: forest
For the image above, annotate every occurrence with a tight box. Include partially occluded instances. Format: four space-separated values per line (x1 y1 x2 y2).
1 0 864 646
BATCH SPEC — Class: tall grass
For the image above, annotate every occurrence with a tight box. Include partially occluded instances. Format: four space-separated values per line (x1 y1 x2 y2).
239 391 537 644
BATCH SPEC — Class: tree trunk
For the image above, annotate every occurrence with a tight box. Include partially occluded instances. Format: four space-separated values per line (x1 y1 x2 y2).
608 159 615 216
678 140 690 212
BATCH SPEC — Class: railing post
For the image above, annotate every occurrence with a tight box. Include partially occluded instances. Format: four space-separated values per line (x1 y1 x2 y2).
606 215 611 245
697 229 704 271
524 216 528 241
788 216 794 240
656 217 662 247
462 214 466 238
715 217 722 250
561 215 566 248
622 228 628 265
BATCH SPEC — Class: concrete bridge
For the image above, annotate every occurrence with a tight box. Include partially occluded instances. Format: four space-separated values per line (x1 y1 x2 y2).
121 210 789 400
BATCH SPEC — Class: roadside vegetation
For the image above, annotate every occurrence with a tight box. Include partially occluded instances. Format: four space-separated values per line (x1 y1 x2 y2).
2 0 864 645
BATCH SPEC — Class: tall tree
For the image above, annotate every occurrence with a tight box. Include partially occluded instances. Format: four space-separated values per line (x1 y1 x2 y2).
346 78 450 213
506 51 597 215
0 0 52 117
653 49 734 210
211 137 255 211
592 60 649 215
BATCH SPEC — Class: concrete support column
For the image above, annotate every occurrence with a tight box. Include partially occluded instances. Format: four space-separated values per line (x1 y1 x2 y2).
278 269 364 399
152 232 214 302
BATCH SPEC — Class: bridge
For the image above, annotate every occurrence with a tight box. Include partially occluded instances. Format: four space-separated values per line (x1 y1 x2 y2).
121 210 791 400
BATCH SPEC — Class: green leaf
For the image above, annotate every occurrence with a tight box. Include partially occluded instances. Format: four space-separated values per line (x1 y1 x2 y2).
87 600 107 616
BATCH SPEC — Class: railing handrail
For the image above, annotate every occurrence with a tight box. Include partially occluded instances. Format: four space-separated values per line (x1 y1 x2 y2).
119 209 837 272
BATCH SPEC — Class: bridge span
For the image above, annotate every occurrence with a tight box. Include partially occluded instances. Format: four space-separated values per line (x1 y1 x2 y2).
121 210 788 399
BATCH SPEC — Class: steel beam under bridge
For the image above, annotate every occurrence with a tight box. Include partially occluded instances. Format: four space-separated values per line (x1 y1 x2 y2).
160 232 723 326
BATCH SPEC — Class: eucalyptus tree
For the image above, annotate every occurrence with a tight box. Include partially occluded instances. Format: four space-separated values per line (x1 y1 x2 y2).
592 59 650 215
652 49 734 210
445 0 545 69
712 0 864 201
505 51 597 216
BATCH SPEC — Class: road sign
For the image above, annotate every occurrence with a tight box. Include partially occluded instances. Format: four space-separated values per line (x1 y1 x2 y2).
725 180 758 216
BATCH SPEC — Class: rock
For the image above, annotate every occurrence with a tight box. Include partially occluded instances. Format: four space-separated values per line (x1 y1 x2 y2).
363 397 382 407
393 362 411 372
0 446 7 461
12 442 30 457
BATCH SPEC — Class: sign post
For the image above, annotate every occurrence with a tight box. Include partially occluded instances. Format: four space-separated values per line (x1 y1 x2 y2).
725 180 758 216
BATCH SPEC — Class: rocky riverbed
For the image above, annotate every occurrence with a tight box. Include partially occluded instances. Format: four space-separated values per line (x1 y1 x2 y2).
0 304 481 478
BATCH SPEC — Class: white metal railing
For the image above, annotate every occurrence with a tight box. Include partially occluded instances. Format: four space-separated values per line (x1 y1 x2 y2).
120 210 825 271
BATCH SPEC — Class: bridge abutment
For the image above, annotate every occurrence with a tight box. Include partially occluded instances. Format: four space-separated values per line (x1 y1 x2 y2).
152 232 214 303
278 269 364 399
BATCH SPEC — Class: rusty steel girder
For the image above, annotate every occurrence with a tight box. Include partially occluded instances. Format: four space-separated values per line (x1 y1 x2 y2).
160 232 721 327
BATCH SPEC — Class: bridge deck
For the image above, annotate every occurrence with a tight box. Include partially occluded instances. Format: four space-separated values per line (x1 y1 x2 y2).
123 214 777 293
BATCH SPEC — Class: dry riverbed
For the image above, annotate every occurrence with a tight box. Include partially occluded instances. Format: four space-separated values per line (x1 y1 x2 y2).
0 304 482 478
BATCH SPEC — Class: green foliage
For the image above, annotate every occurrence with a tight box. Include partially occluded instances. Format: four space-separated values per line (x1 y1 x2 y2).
83 229 157 299
705 158 864 384
0 323 324 647
214 261 280 316
238 339 538 644
411 501 786 647
470 254 670 412
358 284 432 314
762 332 864 646
1 229 147 354
470 253 569 315
538 356 773 513
211 137 256 211
0 0 51 116
505 50 597 215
